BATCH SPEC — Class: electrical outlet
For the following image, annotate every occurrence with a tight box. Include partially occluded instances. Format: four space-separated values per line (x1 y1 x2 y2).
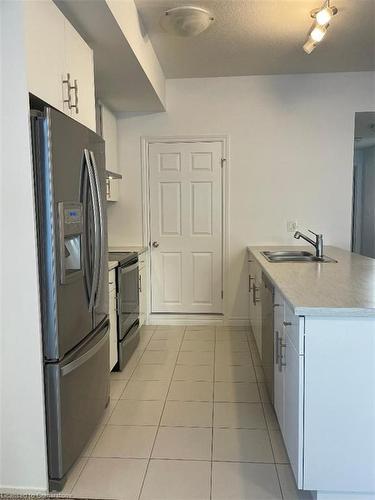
287 220 298 233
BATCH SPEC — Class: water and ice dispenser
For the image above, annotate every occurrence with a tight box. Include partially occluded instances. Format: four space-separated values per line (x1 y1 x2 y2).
58 202 83 284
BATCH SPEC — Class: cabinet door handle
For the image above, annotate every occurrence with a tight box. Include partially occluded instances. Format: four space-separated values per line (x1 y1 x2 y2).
254 285 261 303
275 331 280 364
70 79 79 114
139 274 142 293
252 284 261 304
283 321 292 327
248 275 254 292
106 178 111 199
279 337 287 369
63 73 72 109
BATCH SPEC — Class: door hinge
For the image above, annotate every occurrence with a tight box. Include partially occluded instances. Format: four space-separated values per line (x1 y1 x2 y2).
221 290 224 299
221 158 226 168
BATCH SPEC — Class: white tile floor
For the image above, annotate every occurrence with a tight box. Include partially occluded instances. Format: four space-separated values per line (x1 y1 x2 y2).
60 325 310 500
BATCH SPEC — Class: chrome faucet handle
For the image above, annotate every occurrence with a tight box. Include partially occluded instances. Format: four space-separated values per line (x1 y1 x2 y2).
308 229 323 238
308 230 324 257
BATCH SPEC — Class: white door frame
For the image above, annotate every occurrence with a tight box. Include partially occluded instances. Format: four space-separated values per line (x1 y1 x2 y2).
140 135 230 324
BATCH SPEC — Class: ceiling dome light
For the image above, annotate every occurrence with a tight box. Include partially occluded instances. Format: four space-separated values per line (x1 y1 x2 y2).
160 6 214 37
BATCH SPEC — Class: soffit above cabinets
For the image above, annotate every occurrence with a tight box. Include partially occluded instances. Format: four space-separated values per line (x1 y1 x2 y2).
55 0 166 113
135 0 375 78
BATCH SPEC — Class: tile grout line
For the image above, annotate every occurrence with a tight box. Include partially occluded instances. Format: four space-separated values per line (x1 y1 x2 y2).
209 326 217 500
75 328 155 497
136 325 187 500
247 327 284 500
113 327 156 400
71 328 158 498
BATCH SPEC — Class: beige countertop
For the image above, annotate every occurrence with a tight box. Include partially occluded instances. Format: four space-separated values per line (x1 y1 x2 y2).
248 245 375 317
109 246 148 255
108 261 118 271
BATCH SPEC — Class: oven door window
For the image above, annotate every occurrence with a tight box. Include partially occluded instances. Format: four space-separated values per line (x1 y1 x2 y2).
118 261 139 339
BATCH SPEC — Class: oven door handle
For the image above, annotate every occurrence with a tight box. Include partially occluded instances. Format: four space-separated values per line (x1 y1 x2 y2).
120 262 139 274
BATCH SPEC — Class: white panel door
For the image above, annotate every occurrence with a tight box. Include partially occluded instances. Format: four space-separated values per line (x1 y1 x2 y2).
149 141 223 313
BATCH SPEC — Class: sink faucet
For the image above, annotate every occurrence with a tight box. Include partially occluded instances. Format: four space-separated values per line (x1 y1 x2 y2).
294 229 323 258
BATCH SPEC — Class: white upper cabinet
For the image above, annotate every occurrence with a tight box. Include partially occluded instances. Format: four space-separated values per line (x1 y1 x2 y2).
24 0 96 131
101 105 120 202
24 1 66 113
64 21 95 130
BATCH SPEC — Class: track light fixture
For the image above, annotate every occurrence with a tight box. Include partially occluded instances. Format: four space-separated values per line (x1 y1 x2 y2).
303 0 338 54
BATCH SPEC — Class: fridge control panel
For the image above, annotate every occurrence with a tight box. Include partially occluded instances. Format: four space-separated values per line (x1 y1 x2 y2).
58 202 83 284
64 208 82 225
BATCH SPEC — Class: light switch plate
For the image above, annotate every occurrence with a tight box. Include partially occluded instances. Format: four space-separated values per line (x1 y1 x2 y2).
287 220 298 233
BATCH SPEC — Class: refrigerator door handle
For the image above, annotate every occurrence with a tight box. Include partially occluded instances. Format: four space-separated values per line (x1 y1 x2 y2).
60 325 108 376
89 150 105 308
84 149 100 312
80 155 92 304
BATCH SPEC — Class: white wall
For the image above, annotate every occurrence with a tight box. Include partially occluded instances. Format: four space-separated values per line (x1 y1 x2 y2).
102 104 119 172
107 0 166 108
108 72 375 321
0 2 48 492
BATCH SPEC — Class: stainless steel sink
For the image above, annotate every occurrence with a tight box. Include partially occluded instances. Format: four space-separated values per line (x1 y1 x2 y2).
261 250 337 263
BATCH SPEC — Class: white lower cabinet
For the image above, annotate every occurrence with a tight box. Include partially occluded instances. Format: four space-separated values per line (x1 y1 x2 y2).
273 289 285 430
108 269 118 371
283 329 304 486
273 298 304 487
248 257 262 356
249 251 375 498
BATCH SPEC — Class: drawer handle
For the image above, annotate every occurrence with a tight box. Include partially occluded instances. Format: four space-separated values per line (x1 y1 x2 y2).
283 321 292 327
109 281 114 285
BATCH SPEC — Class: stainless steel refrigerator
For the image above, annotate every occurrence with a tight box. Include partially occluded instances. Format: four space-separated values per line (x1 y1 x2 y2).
30 107 109 490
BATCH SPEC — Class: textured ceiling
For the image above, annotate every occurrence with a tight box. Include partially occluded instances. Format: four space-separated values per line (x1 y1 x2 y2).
135 0 375 78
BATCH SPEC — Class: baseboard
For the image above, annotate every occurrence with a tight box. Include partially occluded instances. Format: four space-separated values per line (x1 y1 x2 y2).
146 314 249 327
0 486 48 495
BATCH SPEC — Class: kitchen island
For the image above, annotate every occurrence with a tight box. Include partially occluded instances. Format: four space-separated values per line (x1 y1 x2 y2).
247 245 375 500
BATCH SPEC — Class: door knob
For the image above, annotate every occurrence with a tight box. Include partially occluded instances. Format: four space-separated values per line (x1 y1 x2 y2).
152 241 159 248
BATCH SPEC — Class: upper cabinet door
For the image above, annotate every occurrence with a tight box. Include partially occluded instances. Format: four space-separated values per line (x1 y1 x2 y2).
24 1 66 112
64 21 96 131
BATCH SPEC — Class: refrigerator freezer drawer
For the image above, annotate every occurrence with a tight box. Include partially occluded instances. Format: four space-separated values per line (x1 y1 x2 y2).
45 320 109 490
